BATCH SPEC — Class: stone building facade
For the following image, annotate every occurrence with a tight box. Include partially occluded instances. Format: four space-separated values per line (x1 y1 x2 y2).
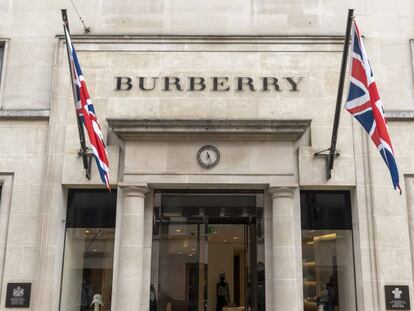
0 1 414 311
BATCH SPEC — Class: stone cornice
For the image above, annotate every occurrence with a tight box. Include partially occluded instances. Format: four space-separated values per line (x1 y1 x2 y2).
385 110 414 121
56 35 344 53
0 109 50 120
107 119 311 141
56 34 345 45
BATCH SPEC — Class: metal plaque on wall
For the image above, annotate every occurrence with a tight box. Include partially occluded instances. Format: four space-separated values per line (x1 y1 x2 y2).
385 285 410 310
5 283 31 308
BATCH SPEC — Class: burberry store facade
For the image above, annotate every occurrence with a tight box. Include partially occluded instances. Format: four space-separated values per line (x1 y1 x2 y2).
1 4 414 311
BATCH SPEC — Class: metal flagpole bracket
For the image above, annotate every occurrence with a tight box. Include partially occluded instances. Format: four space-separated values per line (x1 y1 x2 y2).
78 148 93 180
314 148 341 180
314 148 340 158
317 8 354 181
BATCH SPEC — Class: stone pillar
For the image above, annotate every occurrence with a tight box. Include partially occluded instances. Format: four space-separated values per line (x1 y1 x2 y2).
116 184 148 311
268 186 301 311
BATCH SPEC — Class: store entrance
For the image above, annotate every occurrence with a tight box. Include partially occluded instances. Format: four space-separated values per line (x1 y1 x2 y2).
151 192 265 311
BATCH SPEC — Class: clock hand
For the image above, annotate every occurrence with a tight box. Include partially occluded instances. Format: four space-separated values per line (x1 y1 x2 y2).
206 152 212 164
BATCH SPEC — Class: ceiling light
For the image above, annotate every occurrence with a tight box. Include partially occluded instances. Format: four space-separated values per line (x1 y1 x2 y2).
233 236 239 240
176 228 182 232
313 233 336 242
85 230 90 234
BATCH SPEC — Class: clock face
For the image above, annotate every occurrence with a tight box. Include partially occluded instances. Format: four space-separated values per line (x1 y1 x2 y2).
197 145 220 168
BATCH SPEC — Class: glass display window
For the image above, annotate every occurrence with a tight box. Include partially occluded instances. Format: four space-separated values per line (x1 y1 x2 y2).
60 189 117 311
301 191 356 311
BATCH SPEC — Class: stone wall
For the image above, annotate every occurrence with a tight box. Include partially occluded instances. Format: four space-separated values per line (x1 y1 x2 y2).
0 1 413 310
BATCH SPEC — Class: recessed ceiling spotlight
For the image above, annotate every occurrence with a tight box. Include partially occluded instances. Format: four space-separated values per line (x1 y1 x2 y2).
85 230 90 234
233 236 239 240
176 228 183 232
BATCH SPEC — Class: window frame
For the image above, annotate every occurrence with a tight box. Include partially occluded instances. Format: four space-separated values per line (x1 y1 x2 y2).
0 40 8 109
0 174 14 301
410 40 414 92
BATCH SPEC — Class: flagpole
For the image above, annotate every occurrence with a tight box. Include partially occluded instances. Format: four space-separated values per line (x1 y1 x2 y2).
61 9 92 179
325 9 354 179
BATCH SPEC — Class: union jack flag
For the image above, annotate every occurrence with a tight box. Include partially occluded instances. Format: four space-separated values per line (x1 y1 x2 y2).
64 25 110 190
345 19 400 192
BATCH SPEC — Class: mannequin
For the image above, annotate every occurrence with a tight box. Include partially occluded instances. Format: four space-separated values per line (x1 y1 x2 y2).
326 276 336 311
150 284 157 311
216 273 230 311
90 293 104 311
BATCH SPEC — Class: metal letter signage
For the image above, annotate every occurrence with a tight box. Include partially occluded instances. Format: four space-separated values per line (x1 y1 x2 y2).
114 76 304 92
5 283 31 308
385 285 410 310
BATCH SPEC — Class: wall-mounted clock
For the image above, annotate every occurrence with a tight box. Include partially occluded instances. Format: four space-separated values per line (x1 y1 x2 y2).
197 145 220 168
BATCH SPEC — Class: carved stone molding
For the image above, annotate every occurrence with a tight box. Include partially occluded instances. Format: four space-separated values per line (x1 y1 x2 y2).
57 35 345 53
385 110 414 121
0 109 50 120
268 186 296 198
107 119 311 141
118 182 148 197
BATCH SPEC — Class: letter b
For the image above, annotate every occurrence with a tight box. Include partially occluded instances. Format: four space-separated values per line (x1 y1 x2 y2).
115 77 133 90
188 77 206 91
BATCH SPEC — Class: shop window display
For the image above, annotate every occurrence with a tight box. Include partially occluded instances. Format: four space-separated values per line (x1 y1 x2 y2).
60 189 117 311
301 191 356 311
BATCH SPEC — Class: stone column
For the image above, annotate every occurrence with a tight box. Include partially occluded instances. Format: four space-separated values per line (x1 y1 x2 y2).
268 186 301 311
116 184 148 311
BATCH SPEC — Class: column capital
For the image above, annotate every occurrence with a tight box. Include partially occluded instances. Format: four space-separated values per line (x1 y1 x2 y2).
119 182 149 198
268 185 296 198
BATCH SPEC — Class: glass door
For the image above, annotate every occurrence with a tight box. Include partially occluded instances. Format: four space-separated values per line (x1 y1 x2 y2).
151 192 265 311
157 219 207 311
206 222 240 311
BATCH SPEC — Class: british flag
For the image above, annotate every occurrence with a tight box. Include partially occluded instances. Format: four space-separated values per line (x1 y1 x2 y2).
64 25 110 190
345 20 400 192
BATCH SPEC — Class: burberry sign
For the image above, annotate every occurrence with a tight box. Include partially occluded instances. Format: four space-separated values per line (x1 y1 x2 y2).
115 76 304 92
